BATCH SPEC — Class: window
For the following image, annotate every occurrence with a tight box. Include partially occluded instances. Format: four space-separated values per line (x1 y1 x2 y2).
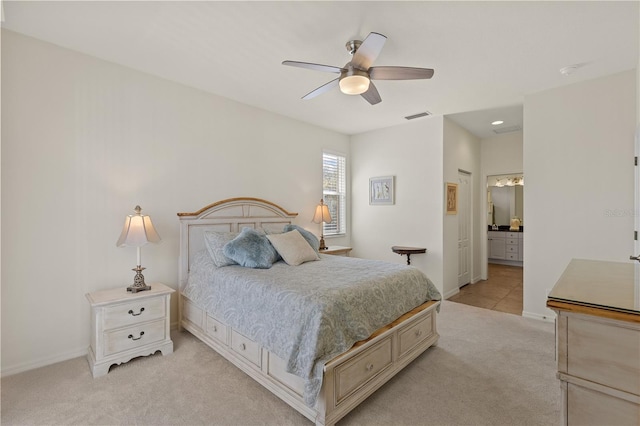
322 151 347 236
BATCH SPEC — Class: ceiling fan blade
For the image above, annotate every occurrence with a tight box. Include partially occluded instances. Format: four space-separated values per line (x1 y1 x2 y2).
302 78 340 100
369 66 435 80
282 60 345 74
360 81 382 105
350 32 387 70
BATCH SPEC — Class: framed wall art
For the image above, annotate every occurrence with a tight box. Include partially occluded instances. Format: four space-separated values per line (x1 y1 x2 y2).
369 176 395 205
446 182 458 215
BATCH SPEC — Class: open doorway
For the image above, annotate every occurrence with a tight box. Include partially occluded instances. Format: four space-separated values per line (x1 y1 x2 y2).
450 173 524 315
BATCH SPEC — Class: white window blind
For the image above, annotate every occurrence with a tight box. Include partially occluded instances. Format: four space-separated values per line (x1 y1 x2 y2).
322 151 346 235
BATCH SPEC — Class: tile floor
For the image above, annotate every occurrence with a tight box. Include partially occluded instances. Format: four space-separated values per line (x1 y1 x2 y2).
447 263 523 315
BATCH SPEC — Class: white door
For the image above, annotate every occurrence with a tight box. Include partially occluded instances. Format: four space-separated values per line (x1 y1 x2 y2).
635 125 639 258
458 171 471 287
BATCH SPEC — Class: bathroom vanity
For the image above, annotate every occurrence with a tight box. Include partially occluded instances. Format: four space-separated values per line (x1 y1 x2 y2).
487 230 523 266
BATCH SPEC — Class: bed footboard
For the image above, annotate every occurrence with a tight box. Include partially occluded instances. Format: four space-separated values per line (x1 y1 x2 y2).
180 294 439 426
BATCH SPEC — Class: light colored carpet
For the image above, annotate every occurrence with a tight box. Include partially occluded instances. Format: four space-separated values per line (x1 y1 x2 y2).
1 301 560 425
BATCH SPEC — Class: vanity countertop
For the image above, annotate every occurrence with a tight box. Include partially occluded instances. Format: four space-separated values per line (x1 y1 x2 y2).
488 226 523 232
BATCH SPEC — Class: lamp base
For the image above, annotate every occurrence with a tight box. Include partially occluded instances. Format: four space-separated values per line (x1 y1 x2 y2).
319 236 328 250
127 266 151 293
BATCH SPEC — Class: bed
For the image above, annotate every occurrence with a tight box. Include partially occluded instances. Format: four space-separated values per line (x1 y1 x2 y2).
177 198 441 426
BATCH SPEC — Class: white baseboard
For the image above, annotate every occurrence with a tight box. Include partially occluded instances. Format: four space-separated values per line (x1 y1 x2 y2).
443 287 460 299
1 346 88 378
522 310 556 323
471 275 482 284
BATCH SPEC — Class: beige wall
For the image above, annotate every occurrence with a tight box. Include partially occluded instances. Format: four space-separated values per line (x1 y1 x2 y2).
523 70 637 321
1 30 350 375
350 117 445 294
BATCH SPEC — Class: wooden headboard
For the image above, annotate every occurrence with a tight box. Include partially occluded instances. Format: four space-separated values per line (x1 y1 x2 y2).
176 197 298 291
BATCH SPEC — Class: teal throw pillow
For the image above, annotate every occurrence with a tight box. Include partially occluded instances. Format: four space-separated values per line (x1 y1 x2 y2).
223 228 278 269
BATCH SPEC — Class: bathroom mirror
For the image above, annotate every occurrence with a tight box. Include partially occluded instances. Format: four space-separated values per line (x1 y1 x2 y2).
487 174 523 227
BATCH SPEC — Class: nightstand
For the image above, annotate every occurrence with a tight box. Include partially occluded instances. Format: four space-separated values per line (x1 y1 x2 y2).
86 282 174 377
321 246 353 257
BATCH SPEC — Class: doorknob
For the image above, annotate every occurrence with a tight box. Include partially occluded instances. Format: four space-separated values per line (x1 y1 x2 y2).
630 255 640 262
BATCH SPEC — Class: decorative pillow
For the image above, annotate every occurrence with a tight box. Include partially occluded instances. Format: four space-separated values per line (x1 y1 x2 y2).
267 230 320 266
223 228 279 269
283 224 320 253
203 231 238 267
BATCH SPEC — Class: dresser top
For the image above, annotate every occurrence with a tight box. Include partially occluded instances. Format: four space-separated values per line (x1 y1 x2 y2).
547 259 640 319
86 282 174 306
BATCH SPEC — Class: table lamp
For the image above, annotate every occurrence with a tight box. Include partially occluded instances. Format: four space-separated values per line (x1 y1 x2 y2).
312 199 332 250
116 205 161 292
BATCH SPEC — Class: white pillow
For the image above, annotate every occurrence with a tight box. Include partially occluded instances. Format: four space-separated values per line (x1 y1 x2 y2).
267 230 320 266
203 231 238 267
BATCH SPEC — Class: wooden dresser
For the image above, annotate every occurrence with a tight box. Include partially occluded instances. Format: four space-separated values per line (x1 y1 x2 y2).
547 259 640 425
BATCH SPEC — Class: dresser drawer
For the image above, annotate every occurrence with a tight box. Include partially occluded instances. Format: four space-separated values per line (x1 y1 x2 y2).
506 238 518 245
567 316 640 395
567 383 640 426
335 337 392 403
506 232 520 239
398 313 434 358
206 315 228 345
103 297 165 330
103 318 166 357
231 330 261 367
506 253 519 260
506 245 518 253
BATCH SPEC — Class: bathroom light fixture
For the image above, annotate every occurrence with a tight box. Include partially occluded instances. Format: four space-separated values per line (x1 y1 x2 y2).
491 120 504 126
495 177 524 187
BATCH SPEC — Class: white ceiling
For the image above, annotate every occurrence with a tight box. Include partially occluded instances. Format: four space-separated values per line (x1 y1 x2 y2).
2 1 638 136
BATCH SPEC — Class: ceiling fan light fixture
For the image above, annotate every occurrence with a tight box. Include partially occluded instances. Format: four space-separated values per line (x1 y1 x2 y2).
339 74 370 95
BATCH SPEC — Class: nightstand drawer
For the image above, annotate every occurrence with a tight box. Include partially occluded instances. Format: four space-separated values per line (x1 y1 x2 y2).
103 319 166 357
103 297 165 330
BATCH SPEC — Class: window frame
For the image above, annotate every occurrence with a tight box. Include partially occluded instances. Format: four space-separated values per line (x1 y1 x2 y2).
322 150 347 237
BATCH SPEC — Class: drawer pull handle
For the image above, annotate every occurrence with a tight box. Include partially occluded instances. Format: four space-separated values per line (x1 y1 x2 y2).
128 307 145 316
415 329 423 337
366 363 374 371
128 331 145 341
240 343 246 351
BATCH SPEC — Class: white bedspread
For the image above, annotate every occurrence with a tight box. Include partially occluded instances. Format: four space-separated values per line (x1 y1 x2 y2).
183 251 441 406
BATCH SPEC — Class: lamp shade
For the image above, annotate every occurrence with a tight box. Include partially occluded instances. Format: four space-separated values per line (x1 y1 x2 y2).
312 200 332 224
116 205 161 247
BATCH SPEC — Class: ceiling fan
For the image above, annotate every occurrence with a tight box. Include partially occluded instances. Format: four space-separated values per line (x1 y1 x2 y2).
282 32 434 105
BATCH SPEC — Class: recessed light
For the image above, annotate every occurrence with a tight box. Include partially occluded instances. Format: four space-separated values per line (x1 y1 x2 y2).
559 65 579 76
491 120 504 126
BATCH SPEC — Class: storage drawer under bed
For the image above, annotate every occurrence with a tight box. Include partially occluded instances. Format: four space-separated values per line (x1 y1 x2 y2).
398 311 435 358
334 336 393 404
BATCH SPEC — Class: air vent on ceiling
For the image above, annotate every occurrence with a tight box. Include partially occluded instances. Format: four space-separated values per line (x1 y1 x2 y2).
493 125 522 134
405 111 431 120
